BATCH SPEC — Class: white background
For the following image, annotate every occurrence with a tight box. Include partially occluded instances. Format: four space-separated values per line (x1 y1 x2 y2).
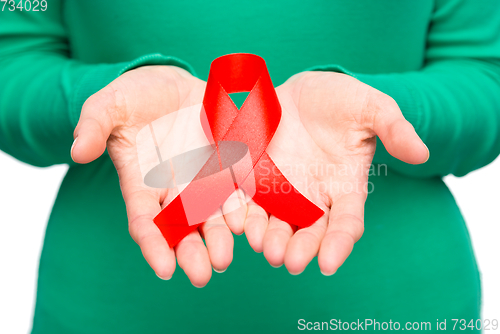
0 151 499 333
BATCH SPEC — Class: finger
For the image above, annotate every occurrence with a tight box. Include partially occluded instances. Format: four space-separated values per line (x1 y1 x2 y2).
199 209 234 273
175 229 213 288
127 189 177 280
243 200 269 253
318 192 365 276
371 93 429 165
222 189 247 235
284 213 328 275
263 215 296 268
71 85 121 164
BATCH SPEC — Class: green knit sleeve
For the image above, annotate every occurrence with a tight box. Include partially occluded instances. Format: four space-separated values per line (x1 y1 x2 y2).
308 0 500 178
0 1 195 167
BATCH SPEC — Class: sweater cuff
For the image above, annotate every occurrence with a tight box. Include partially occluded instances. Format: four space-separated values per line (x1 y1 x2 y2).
304 64 423 135
69 54 196 127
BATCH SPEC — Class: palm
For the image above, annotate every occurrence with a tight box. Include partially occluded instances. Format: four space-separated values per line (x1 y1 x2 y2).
270 81 376 211
72 66 240 287
106 66 206 215
244 71 428 275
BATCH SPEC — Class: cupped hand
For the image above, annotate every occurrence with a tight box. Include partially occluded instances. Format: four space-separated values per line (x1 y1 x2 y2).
244 71 429 275
71 66 243 287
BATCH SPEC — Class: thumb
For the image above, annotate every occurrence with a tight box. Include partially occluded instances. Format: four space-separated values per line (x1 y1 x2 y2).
71 87 120 164
372 93 429 165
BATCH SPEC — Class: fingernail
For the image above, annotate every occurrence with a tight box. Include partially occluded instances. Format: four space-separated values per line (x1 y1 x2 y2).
320 269 336 276
270 263 282 268
423 143 430 163
213 268 226 273
70 137 78 161
156 273 172 280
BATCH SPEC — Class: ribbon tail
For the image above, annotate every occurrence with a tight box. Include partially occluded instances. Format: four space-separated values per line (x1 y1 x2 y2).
246 152 325 228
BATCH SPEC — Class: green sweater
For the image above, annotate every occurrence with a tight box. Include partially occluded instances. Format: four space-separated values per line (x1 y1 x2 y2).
1 1 499 333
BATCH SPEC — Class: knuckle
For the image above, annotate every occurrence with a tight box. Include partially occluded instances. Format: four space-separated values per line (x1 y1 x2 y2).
364 90 401 129
128 223 139 242
128 214 155 241
83 84 128 125
87 86 114 109
105 84 128 122
296 228 323 247
177 238 204 255
245 212 267 222
203 222 229 233
81 92 102 113
329 213 364 241
370 90 400 115
267 223 293 239
136 232 156 246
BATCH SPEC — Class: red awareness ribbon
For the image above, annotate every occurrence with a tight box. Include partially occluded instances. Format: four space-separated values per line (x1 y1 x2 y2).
153 53 324 247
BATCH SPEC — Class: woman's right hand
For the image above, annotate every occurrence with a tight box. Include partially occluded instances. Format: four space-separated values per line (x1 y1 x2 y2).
71 66 245 287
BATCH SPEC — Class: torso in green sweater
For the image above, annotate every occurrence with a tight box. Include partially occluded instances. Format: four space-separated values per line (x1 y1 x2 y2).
3 0 499 333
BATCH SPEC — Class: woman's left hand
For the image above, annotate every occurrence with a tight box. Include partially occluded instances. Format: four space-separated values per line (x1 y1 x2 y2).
243 71 429 275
